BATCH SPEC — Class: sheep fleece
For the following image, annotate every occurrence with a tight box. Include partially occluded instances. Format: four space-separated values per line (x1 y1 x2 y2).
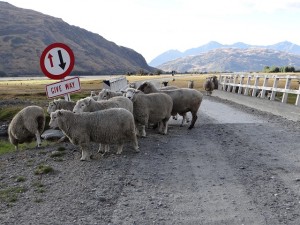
50 108 137 146
8 105 45 146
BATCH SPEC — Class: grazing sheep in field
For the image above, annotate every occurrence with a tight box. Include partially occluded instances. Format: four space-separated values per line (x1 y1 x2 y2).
97 89 123 100
8 106 45 150
73 96 133 114
49 109 139 161
47 99 76 114
124 88 173 137
138 81 203 129
212 76 218 89
203 77 215 96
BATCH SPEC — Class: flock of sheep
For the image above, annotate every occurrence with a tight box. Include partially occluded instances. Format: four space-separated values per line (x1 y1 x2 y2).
8 78 219 161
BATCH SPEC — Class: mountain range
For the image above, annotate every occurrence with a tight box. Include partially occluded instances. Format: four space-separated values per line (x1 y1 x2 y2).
150 41 300 71
149 41 300 72
157 48 300 73
0 2 155 76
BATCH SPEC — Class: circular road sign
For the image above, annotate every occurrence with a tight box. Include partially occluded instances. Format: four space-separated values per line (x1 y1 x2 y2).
40 43 75 80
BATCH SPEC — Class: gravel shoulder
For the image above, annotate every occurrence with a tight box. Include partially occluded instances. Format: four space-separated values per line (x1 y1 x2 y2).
1 95 300 225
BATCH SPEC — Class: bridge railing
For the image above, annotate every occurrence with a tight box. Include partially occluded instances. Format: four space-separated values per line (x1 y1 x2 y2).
218 73 300 106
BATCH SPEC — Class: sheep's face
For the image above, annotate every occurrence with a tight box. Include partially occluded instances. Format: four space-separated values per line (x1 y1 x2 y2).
73 100 89 113
47 102 57 114
49 111 59 128
138 82 152 94
98 89 109 100
124 88 139 101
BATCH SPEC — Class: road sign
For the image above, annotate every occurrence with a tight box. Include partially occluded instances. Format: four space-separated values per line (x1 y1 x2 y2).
40 43 75 80
45 77 81 98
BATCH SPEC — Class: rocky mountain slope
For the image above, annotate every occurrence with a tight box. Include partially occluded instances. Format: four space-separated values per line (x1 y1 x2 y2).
150 41 300 68
157 48 300 73
0 2 155 76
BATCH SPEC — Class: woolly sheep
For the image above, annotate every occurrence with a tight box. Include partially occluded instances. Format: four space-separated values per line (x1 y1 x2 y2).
138 81 203 129
49 109 139 161
8 105 45 150
73 96 133 114
97 89 123 100
124 88 173 137
203 77 215 96
212 76 219 89
47 99 76 114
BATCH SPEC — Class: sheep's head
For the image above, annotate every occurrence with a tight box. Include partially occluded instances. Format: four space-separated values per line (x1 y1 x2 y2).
137 81 154 94
123 88 140 101
49 110 62 128
98 89 109 100
47 101 57 114
73 97 92 113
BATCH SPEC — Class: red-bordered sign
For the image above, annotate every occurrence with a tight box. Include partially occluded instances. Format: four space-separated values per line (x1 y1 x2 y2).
40 43 75 80
45 77 81 98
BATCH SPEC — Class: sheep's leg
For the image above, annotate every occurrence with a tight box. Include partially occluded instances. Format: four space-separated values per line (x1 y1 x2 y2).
104 145 110 153
141 125 146 137
132 134 140 152
188 113 198 130
35 131 42 148
162 119 168 135
80 144 91 161
98 144 104 153
116 144 124 155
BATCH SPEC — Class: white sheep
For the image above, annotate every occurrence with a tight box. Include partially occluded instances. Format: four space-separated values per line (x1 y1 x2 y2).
73 96 133 153
124 88 173 137
47 99 76 114
138 81 203 129
8 106 45 150
49 109 139 161
203 77 215 96
73 96 133 114
97 89 123 100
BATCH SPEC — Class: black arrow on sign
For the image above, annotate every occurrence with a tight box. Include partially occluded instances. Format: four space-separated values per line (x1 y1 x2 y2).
57 50 66 70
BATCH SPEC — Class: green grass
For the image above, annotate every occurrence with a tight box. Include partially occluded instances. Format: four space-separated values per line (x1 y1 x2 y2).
0 141 15 155
34 164 54 175
0 186 27 203
0 106 23 121
15 176 26 182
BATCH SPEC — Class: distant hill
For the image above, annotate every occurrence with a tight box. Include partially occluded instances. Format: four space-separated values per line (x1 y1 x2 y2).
157 48 300 73
149 41 300 67
0 2 155 76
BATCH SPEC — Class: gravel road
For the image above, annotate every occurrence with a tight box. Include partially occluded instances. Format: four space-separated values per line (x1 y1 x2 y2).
1 95 300 225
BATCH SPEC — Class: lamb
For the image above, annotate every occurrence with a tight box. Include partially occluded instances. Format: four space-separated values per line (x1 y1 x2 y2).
97 89 123 100
73 96 133 114
8 106 45 150
124 88 173 137
49 109 139 161
47 99 76 114
138 81 203 129
203 77 215 96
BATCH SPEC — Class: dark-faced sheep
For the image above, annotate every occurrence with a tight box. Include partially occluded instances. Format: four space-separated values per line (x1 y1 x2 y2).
8 106 45 150
138 81 203 129
49 109 139 161
124 88 173 137
203 77 215 96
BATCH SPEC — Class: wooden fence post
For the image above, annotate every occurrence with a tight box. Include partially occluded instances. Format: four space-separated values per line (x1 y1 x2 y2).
252 76 260 97
270 77 279 101
282 76 291 103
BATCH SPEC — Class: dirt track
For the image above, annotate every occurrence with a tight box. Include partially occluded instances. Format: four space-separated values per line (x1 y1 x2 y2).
1 96 300 225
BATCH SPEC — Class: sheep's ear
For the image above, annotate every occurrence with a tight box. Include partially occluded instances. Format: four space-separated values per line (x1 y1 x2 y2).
121 90 126 94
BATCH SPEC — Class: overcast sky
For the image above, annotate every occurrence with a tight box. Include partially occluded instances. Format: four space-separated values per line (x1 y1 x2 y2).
5 0 300 62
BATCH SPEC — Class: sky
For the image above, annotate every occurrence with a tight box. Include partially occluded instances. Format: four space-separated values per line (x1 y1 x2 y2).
5 0 300 62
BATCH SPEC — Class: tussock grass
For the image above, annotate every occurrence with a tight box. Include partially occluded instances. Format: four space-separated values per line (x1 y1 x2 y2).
34 164 53 175
0 186 27 203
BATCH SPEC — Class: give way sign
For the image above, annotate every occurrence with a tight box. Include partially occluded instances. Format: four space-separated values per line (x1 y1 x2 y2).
45 77 81 98
40 43 75 80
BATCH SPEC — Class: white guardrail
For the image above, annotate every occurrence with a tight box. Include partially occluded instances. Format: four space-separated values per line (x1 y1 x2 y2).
218 73 300 106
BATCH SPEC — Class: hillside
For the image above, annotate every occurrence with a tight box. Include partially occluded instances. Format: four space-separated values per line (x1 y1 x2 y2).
157 48 300 73
150 41 300 67
0 2 155 76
